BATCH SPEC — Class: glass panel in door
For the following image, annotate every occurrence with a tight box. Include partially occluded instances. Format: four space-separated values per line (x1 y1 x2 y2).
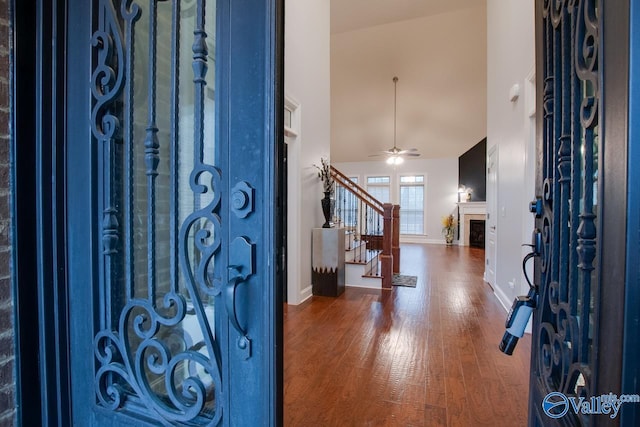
90 0 223 423
529 1 601 425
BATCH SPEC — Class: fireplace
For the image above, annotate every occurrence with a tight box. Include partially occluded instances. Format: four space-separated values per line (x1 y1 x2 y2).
457 202 486 246
469 219 486 248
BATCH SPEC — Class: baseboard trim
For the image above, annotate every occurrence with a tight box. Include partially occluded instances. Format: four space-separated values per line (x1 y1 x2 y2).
300 285 313 303
402 236 460 245
493 283 511 313
346 283 381 290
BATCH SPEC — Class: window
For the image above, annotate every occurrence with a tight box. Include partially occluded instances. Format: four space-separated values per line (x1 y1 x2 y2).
399 175 424 235
366 176 390 203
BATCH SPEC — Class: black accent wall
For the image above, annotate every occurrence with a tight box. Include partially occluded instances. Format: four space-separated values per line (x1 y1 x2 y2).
458 138 487 201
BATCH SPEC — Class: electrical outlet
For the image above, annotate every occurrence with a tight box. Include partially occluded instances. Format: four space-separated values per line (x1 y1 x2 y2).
508 278 516 289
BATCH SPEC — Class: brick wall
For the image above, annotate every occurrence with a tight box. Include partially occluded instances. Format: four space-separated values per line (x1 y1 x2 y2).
0 0 14 424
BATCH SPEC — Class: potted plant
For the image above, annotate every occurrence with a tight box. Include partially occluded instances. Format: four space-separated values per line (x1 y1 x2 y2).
442 214 457 245
314 157 334 228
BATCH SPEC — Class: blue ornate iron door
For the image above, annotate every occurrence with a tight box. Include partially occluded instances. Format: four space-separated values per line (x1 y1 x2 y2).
529 0 601 425
66 0 282 425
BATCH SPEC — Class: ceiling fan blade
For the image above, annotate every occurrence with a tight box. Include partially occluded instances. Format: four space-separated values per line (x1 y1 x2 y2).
396 148 418 154
369 145 420 158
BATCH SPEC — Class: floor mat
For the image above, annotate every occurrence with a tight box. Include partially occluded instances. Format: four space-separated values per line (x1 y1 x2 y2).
392 274 417 287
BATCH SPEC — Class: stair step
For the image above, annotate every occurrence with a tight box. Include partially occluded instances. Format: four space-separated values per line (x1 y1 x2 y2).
344 234 359 251
364 252 380 276
345 262 383 289
345 240 366 252
346 248 380 265
345 241 367 262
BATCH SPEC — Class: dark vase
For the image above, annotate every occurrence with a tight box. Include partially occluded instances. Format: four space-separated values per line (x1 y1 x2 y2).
321 191 331 228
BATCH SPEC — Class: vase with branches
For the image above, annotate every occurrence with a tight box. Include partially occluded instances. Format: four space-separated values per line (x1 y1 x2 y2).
314 157 334 228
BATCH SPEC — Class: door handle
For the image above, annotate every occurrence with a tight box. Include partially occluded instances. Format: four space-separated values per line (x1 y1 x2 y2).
227 236 255 359
500 227 541 355
490 226 496 230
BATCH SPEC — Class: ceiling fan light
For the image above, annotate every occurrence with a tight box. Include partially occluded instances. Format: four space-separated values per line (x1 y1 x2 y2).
386 155 404 165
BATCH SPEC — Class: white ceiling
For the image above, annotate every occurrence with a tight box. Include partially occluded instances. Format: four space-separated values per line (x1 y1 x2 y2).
331 0 481 34
330 1 487 163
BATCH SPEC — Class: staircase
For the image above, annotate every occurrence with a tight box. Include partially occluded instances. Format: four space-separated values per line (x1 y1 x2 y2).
344 230 382 288
330 166 400 289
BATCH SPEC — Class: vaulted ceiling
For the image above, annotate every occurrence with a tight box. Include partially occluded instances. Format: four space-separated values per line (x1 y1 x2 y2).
330 0 481 35
330 0 487 162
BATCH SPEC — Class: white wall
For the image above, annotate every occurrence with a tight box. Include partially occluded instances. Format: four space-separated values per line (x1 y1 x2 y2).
285 0 331 304
331 5 487 163
333 158 459 243
487 1 535 309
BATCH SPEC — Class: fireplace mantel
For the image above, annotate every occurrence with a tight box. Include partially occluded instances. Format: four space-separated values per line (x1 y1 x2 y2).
457 202 487 246
458 201 487 215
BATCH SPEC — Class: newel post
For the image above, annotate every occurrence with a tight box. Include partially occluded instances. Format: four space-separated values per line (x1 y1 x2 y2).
381 203 394 289
392 204 400 274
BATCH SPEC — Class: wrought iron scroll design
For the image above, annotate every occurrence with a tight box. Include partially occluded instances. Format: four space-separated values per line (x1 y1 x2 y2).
122 0 141 301
91 1 222 425
92 0 127 331
537 0 599 421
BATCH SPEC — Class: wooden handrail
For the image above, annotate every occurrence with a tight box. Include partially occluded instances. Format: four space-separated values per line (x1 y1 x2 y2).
330 166 383 215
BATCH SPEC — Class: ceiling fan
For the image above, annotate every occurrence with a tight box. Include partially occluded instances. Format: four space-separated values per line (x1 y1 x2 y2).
369 76 421 165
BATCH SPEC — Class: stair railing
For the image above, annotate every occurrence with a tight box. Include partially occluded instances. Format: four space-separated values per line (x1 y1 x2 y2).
330 166 400 288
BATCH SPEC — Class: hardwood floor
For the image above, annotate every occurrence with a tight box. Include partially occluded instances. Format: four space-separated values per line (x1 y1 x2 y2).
283 243 531 426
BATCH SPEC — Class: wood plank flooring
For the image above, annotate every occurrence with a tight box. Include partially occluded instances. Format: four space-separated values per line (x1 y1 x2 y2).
283 243 531 426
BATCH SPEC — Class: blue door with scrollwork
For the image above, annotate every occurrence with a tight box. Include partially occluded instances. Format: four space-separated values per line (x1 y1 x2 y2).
65 0 282 425
529 1 638 426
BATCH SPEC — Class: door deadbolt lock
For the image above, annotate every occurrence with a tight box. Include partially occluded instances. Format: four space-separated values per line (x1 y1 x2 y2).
231 181 254 218
232 191 248 210
529 198 543 218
